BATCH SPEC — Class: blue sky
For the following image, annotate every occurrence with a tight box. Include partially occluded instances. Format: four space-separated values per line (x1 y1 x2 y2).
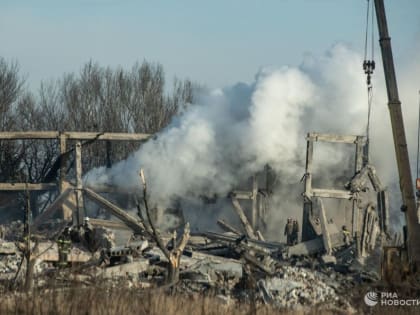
0 0 419 91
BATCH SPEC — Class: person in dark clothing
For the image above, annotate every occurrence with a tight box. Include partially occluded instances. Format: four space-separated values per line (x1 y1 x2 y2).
57 227 72 267
292 220 299 245
284 218 294 245
83 217 96 252
342 225 351 246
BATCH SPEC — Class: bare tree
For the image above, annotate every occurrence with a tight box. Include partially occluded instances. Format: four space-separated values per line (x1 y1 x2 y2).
138 169 190 285
0 58 23 131
0 58 197 217
14 92 60 216
0 58 25 182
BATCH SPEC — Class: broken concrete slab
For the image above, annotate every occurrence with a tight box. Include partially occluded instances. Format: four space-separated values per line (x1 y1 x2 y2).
286 237 324 257
320 255 337 265
286 227 345 258
177 249 244 285
0 242 17 254
98 259 150 278
104 240 149 258
184 252 242 276
32 242 92 262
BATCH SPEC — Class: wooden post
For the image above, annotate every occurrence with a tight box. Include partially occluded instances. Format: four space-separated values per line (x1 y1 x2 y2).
24 190 31 244
31 188 73 230
302 138 314 241
355 136 364 173
352 137 364 238
264 164 270 193
257 192 264 227
352 200 359 237
24 189 34 291
106 140 112 168
59 134 66 192
75 141 84 226
305 138 313 194
317 198 332 255
60 134 72 220
251 174 258 230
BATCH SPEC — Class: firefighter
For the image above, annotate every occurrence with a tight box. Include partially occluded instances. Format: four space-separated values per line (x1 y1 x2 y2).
284 218 294 245
342 225 351 246
83 217 96 251
57 227 72 267
292 219 299 245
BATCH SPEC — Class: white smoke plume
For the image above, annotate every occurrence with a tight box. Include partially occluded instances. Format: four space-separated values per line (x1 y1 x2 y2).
84 42 420 237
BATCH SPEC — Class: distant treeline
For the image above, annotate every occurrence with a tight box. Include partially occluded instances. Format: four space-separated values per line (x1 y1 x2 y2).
0 57 196 188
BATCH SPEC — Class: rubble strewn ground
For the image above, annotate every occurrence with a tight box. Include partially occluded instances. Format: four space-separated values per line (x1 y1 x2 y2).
2 218 410 315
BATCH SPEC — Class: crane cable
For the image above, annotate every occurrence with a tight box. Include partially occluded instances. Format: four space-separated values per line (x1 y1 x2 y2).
363 0 375 163
416 91 420 184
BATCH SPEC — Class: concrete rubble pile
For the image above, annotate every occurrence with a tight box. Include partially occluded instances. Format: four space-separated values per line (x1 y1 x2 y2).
0 217 377 313
0 242 21 276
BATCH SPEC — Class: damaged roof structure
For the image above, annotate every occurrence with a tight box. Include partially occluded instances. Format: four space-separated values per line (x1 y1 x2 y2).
0 130 391 314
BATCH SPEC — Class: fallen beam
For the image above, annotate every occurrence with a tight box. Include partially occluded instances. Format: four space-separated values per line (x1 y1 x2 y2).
83 187 144 234
318 198 332 255
32 188 73 230
89 218 132 230
367 165 385 191
84 183 138 194
231 197 257 239
202 231 280 252
251 175 258 228
256 230 265 241
241 251 274 276
217 219 241 235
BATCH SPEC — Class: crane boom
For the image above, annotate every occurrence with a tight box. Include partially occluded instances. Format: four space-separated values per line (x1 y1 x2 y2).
374 0 420 268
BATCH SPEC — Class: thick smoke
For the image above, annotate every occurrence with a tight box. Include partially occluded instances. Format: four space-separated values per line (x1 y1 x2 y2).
85 42 420 237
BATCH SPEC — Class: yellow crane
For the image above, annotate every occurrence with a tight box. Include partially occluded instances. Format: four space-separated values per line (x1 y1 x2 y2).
373 0 420 283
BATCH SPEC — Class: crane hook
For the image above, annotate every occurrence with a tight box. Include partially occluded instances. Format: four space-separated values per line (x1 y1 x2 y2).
363 60 375 86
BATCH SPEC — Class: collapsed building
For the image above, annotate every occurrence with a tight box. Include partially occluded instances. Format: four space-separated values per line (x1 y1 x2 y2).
0 129 390 311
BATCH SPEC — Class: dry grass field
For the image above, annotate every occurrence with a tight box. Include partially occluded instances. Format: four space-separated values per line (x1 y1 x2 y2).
0 285 346 315
0 281 419 315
